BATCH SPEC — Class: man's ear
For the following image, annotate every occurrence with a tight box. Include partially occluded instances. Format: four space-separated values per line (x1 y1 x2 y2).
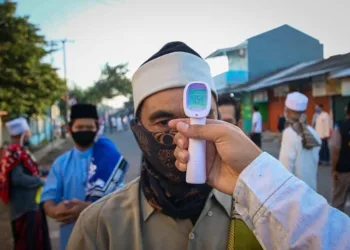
67 122 72 135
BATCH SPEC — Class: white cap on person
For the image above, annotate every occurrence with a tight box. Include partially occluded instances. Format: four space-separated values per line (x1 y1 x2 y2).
285 92 308 112
6 117 30 136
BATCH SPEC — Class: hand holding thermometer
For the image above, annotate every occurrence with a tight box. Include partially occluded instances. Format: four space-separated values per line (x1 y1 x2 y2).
183 82 211 184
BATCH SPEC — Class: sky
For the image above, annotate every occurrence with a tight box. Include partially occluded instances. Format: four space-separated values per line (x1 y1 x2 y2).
15 0 350 108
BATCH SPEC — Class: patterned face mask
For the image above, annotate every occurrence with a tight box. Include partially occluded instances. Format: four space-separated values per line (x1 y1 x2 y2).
130 119 211 222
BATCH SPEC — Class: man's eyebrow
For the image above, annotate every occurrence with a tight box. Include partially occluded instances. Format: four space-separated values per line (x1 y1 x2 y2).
149 110 176 121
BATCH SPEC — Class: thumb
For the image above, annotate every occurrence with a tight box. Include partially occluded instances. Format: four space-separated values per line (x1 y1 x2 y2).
176 121 228 142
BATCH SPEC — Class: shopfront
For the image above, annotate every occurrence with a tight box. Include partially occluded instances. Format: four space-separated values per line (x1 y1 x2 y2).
333 78 350 122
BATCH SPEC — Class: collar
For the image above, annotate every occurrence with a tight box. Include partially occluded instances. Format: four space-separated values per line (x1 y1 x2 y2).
73 146 93 158
141 188 232 222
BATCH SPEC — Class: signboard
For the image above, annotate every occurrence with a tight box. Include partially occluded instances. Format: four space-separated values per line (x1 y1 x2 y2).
326 79 342 96
312 81 326 97
341 79 350 96
253 91 268 103
274 85 289 97
242 94 252 133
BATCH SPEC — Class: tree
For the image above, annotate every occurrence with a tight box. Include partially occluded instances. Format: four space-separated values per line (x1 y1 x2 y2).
69 63 132 105
0 1 66 120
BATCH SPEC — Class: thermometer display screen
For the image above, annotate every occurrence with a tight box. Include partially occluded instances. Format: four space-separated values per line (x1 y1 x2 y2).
188 88 207 109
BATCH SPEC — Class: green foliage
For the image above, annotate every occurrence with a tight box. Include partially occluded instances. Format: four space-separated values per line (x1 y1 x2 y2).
69 63 132 105
0 1 66 119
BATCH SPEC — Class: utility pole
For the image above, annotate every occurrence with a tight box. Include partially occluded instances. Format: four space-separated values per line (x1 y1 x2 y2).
49 38 74 138
61 39 74 138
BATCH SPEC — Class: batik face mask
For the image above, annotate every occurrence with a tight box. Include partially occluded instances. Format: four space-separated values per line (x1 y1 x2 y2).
130 119 186 182
130 119 211 222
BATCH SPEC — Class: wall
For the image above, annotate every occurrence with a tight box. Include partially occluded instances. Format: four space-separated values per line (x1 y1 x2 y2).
29 116 53 146
333 95 350 122
227 49 248 71
267 84 331 132
248 25 323 81
242 93 252 132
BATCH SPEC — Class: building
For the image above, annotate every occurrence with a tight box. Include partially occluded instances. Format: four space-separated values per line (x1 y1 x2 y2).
233 53 350 132
207 24 324 95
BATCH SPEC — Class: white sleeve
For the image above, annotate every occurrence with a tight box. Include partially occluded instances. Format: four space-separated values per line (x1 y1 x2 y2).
234 153 350 250
279 128 297 174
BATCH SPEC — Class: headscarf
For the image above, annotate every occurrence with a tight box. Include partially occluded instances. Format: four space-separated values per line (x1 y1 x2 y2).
285 111 320 149
0 144 39 204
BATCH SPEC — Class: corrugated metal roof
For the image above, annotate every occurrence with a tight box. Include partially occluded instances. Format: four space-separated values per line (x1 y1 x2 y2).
229 66 294 93
245 61 317 92
271 53 350 83
232 53 350 93
330 67 350 79
206 42 247 59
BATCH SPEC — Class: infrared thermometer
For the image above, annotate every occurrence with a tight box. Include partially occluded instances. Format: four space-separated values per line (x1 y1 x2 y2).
183 82 211 184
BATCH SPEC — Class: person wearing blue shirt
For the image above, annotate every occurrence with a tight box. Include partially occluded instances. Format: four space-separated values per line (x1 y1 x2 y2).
41 104 129 250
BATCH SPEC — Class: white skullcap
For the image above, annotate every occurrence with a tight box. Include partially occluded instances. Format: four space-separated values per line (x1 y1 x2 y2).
285 92 308 111
6 118 30 136
132 42 217 115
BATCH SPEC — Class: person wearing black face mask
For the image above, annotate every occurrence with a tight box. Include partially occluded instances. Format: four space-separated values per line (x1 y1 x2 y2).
68 42 262 250
41 104 129 250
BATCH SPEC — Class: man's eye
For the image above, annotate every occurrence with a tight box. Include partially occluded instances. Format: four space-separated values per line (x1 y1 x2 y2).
159 120 169 126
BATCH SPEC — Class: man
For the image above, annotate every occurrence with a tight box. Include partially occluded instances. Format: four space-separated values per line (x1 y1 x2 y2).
315 104 332 164
250 105 262 148
41 104 129 250
312 104 321 128
110 116 117 133
218 95 240 125
330 101 350 212
279 92 321 190
116 116 123 132
0 118 51 250
68 42 263 249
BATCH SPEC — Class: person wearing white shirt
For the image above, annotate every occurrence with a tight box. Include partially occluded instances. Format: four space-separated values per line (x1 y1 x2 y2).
279 92 321 191
315 104 332 164
116 116 123 132
250 105 262 148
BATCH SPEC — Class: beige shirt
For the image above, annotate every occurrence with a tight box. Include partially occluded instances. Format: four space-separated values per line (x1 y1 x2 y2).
67 177 233 250
315 111 331 139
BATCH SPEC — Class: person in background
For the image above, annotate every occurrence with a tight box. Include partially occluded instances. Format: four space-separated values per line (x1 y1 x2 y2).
123 114 130 131
117 116 123 132
315 104 332 165
330 101 350 212
129 113 134 122
277 114 286 133
41 104 129 250
110 116 117 134
250 105 262 148
312 104 321 128
279 92 321 190
218 95 240 126
0 118 51 250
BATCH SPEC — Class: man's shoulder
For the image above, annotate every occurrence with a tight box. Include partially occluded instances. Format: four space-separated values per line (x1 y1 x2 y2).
79 177 140 223
53 149 73 165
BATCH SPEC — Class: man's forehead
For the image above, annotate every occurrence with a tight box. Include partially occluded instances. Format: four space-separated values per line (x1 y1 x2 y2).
73 118 96 124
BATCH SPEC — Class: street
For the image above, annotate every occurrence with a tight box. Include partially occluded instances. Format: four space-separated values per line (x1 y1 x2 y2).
5 129 349 250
